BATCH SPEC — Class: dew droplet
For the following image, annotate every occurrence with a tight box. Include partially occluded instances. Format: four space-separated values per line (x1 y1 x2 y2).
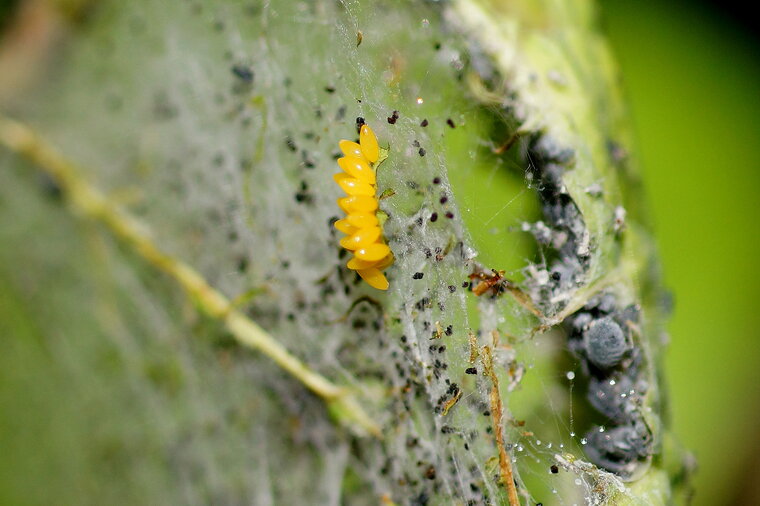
416 97 424 104
566 371 576 380
580 438 588 445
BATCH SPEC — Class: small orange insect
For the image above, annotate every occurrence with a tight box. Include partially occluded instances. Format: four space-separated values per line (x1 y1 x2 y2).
334 123 393 290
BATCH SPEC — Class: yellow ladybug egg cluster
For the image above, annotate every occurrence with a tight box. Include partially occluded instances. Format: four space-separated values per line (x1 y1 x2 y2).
334 124 393 290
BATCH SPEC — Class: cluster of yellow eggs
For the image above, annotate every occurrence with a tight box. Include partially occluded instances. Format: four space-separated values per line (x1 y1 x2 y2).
333 124 393 290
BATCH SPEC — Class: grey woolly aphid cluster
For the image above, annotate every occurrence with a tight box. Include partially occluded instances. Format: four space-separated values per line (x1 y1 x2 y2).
566 293 654 479
521 134 590 309
519 130 657 482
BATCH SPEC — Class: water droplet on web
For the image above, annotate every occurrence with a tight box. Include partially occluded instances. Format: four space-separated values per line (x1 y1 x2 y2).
416 97 424 105
536 440 542 445
580 438 588 445
570 432 575 437
609 379 616 385
421 18 429 28
574 479 582 486
566 371 575 380
599 426 605 433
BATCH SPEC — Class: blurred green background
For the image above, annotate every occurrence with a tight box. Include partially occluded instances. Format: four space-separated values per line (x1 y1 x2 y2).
601 1 760 504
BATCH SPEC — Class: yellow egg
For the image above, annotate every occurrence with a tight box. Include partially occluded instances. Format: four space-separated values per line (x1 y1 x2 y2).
339 140 364 159
376 253 394 270
355 243 391 262
337 196 378 214
359 124 379 163
338 156 375 185
346 212 379 228
339 226 381 251
333 218 357 235
347 256 377 270
337 176 375 196
357 268 389 290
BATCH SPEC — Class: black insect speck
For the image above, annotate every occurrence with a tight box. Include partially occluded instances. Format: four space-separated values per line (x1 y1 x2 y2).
446 118 456 128
294 192 313 204
465 367 477 375
430 213 438 222
231 65 254 83
413 272 424 280
419 148 426 157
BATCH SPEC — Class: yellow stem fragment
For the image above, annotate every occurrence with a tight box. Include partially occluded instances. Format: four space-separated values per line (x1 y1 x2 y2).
482 345 521 506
